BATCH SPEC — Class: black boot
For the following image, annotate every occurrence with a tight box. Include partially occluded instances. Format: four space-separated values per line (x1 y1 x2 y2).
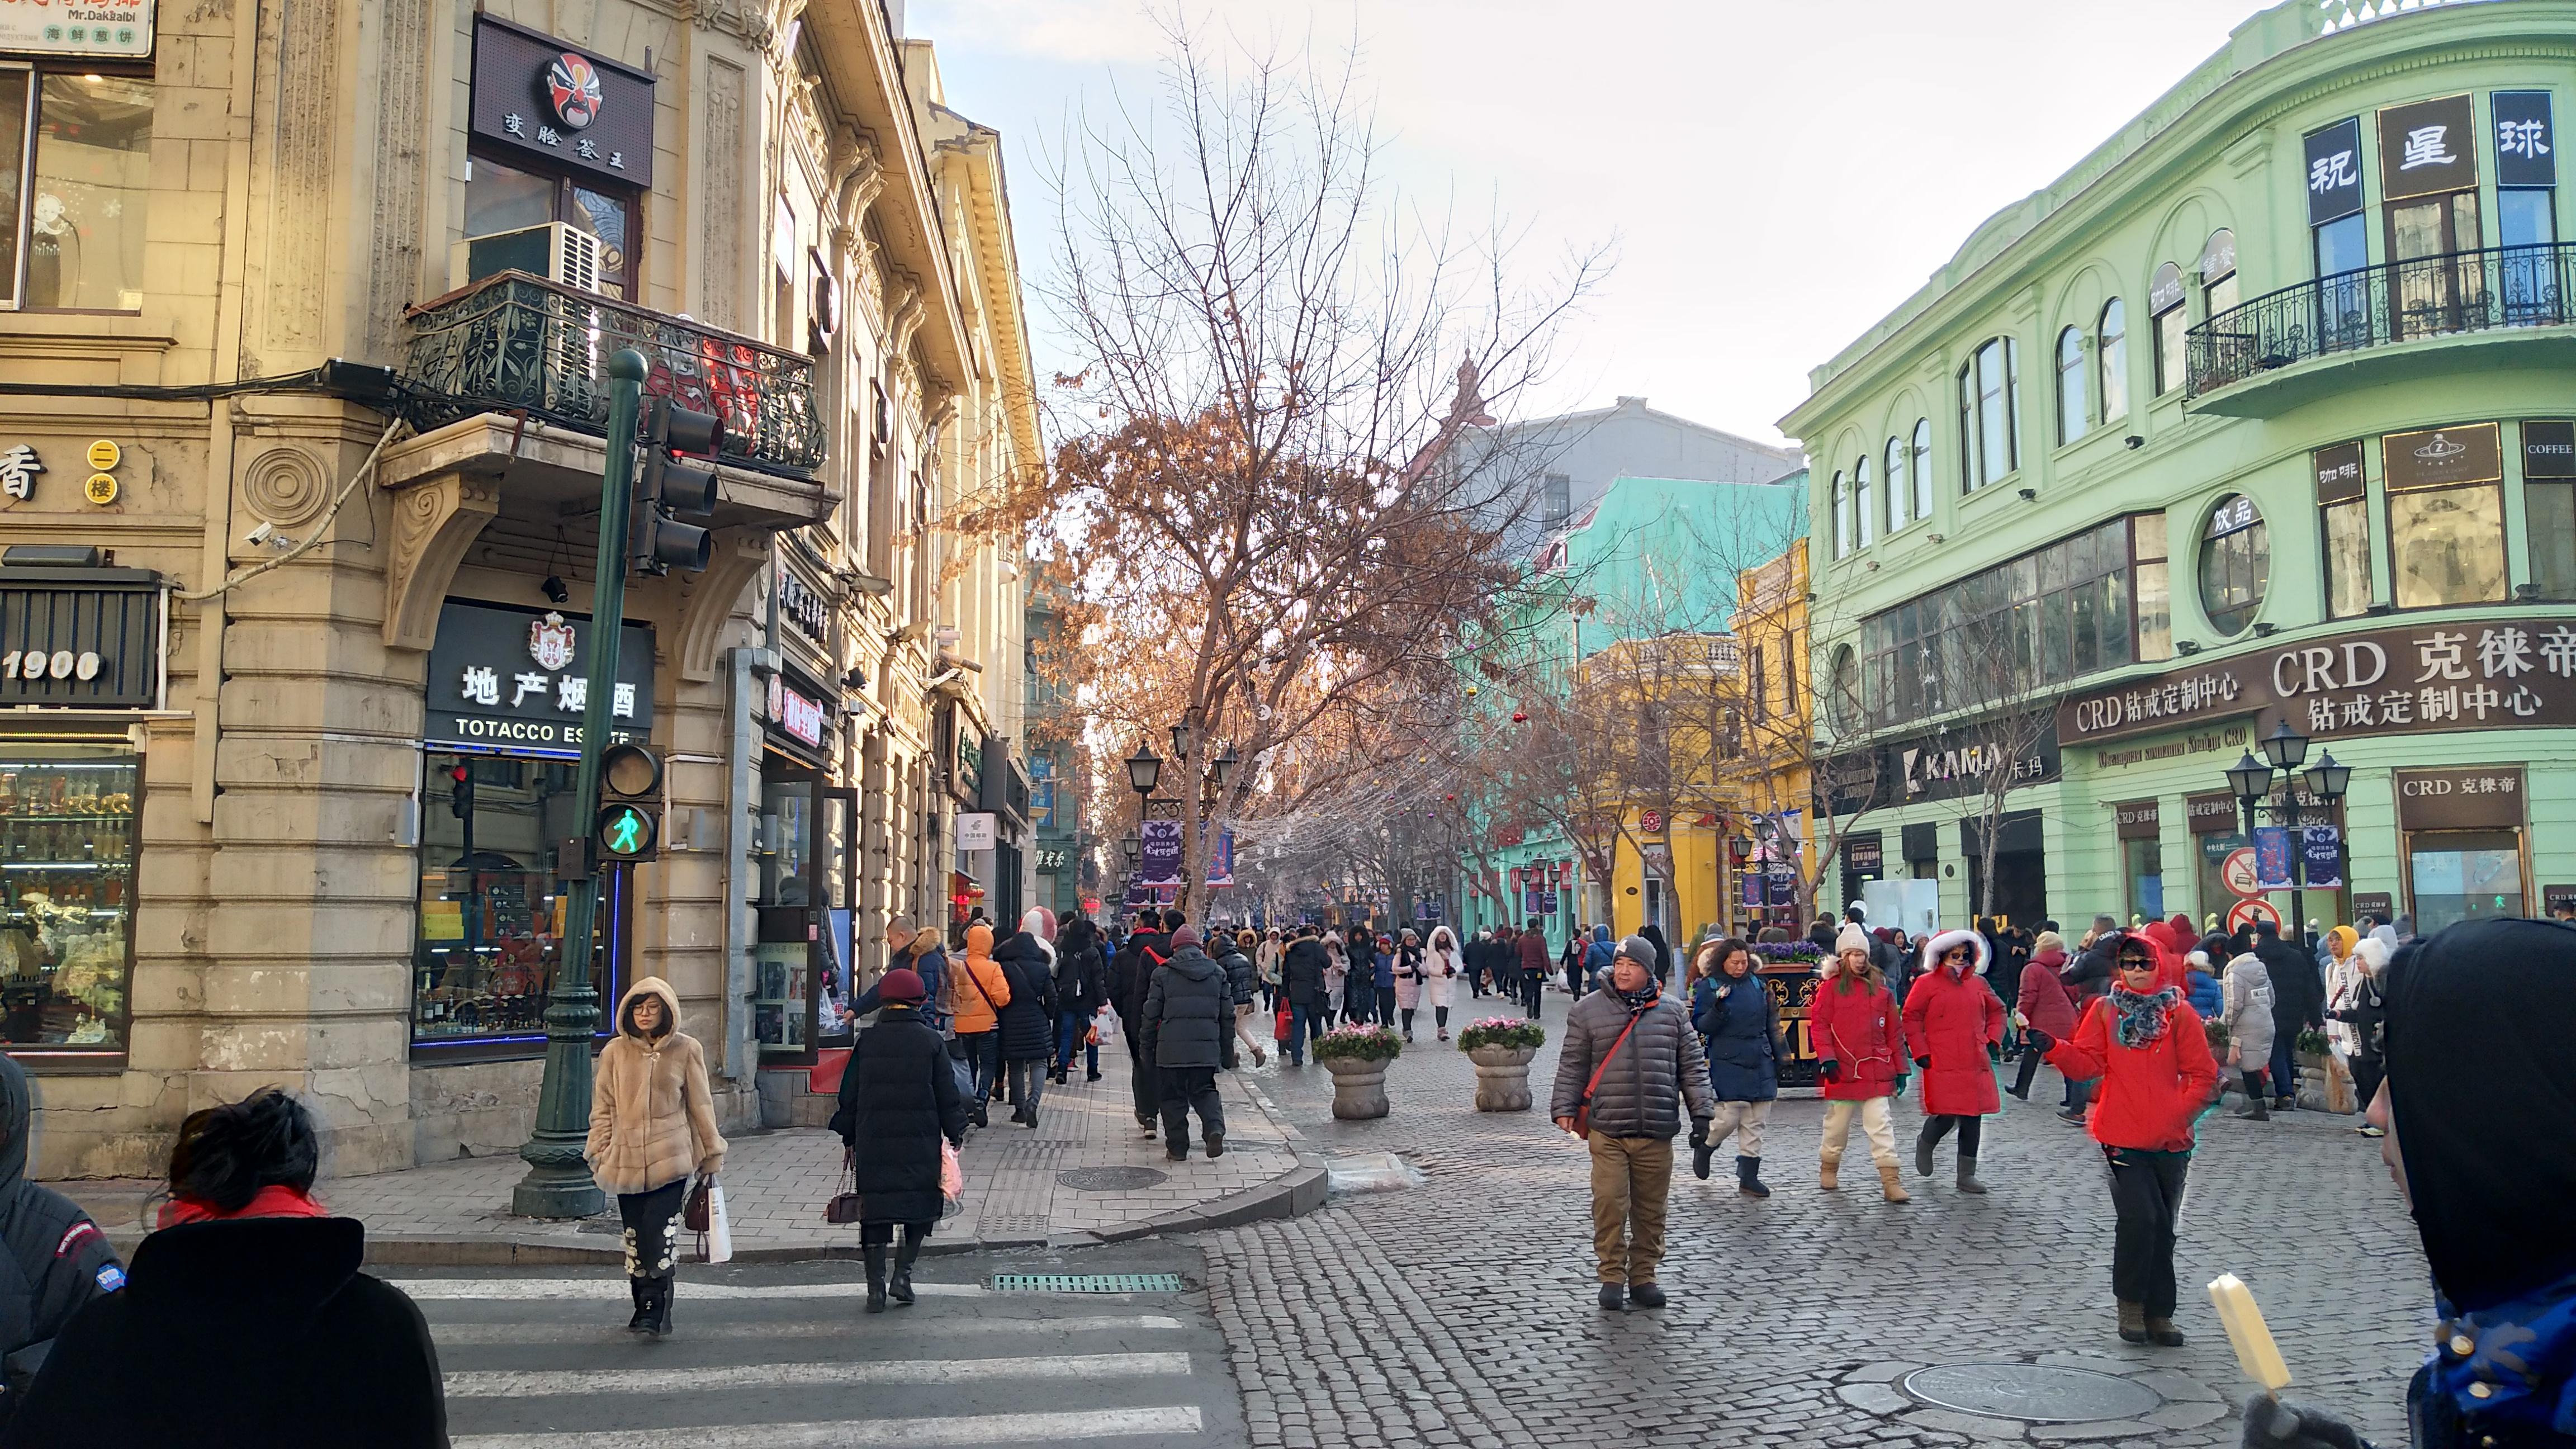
626 1275 650 1333
1736 1155 1771 1199
864 1245 889 1314
889 1237 919 1308
1690 1143 1715 1180
1915 1120 1939 1177
646 1274 674 1337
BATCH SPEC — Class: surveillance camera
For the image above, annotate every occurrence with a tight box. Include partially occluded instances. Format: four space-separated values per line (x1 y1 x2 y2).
245 522 276 547
542 575 570 605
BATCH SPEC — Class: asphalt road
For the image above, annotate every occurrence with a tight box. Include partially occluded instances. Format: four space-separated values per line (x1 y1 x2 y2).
392 1242 1245 1448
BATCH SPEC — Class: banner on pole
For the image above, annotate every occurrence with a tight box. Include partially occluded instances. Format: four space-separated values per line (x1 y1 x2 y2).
2252 826 2293 892
1139 819 1182 886
2301 823 2344 890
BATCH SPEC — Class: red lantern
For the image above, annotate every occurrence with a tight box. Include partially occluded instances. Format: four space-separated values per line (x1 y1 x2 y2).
1510 710 1528 723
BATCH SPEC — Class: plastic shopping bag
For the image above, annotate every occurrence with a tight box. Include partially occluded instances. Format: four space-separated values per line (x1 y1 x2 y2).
704 1180 733 1263
939 1140 964 1218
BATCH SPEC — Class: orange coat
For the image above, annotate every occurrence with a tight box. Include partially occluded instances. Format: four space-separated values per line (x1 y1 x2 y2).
949 924 1012 1034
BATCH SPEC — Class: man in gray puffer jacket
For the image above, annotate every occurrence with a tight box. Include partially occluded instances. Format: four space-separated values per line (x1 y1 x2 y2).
1142 927 1230 1161
1550 935 1713 1312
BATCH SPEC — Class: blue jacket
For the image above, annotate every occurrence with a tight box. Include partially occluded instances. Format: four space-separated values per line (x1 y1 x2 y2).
1691 973 1783 1102
2185 969 2223 1020
1583 926 1616 988
1372 950 1395 988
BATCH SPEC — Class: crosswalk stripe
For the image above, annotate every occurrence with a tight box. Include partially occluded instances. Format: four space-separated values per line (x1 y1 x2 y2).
452 1405 1204 1448
391 1278 1043 1302
447 1351 1194 1399
430 1314 1183 1344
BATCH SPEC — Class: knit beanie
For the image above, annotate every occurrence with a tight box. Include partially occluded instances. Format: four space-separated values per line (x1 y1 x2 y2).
1617 935 1657 968
1171 926 1200 949
1834 924 1870 956
877 967 925 1003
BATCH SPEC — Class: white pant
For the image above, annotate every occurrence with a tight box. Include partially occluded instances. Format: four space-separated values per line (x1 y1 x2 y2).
1820 1097 1900 1169
1704 1100 1770 1157
1234 1002 1267 1060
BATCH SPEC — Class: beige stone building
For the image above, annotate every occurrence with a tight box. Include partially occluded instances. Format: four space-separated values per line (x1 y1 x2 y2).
0 0 1039 1178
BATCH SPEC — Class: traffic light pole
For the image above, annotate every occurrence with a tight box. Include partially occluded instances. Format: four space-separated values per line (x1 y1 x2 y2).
512 347 649 1219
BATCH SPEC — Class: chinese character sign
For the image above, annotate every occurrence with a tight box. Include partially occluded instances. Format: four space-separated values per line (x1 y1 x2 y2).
425 601 655 748
2379 94 2478 202
469 16 656 188
2304 117 2364 225
1138 819 1184 887
2494 91 2556 188
2302 825 2345 891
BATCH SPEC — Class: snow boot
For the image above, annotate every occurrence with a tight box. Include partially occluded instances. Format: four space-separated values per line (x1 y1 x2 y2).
889 1238 920 1308
864 1246 889 1314
1955 1155 1988 1195
626 1275 650 1333
1627 1281 1667 1309
1819 1148 1841 1191
1205 1132 1225 1159
1597 1282 1624 1311
2118 1299 2148 1344
1692 1142 1716 1181
1915 1121 1938 1177
645 1274 674 1337
1878 1164 1910 1203
1736 1156 1770 1199
2146 1314 2186 1347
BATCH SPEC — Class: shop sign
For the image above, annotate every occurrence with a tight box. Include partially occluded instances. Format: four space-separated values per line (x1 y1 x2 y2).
2379 94 2478 203
469 15 655 188
2304 117 2364 225
2383 422 2501 493
776 567 827 645
2524 420 2576 480
2313 441 2365 504
425 601 653 747
1893 731 2059 803
765 675 825 749
1844 834 1884 874
2353 891 2395 920
2058 614 2576 747
2187 791 2243 834
2115 799 2160 840
2542 884 2576 915
2394 765 2526 831
0 2 151 60
0 563 160 709
2494 91 2556 188
955 723 984 803
955 812 996 851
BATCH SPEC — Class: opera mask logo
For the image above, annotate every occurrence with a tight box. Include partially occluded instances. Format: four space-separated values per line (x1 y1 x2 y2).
528 612 577 672
547 52 604 130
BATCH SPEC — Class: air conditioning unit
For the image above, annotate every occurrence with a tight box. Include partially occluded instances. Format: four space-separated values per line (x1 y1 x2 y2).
449 222 605 293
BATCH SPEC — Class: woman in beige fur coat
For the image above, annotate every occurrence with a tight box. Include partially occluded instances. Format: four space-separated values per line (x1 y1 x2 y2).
587 976 726 1336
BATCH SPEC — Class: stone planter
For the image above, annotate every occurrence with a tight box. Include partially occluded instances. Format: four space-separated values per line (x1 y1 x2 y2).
1467 1044 1537 1112
1321 1055 1391 1119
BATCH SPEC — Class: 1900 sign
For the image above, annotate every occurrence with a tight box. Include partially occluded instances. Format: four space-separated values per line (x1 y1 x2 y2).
2056 615 2576 747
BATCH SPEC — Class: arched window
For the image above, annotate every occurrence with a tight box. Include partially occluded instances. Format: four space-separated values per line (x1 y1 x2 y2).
2200 229 2238 318
1854 454 1876 548
2097 297 2129 423
1957 361 1976 487
1911 418 1934 520
1885 436 1909 533
2198 493 2269 635
1831 470 1850 560
2056 325 2088 445
1960 337 2019 490
2151 262 2187 396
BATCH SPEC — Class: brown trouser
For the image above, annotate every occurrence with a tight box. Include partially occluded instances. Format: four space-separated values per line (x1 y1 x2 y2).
1587 1131 1674 1286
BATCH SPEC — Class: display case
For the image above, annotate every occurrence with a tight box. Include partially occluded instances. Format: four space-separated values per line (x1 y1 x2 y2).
0 743 138 1058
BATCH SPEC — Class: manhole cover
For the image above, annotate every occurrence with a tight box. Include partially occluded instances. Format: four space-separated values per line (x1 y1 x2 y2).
989 1273 1185 1294
1057 1165 1169 1191
1902 1364 2161 1423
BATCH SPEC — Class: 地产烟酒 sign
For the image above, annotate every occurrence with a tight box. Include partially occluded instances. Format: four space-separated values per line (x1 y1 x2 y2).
468 15 655 188
2057 615 2576 748
0 2 151 60
424 600 654 750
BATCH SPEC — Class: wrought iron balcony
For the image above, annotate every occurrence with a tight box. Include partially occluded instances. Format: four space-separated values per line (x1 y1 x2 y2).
402 271 825 477
2187 242 2576 399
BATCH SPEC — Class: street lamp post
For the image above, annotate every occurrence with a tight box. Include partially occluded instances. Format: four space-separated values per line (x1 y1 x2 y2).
2224 722 2349 948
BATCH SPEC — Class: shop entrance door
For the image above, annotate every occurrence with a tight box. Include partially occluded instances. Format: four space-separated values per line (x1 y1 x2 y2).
2405 828 2526 935
1961 810 2050 930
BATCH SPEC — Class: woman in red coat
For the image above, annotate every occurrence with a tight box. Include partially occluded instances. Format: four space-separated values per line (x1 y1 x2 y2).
1810 927 1911 1204
2024 949 2219 1348
1902 929 2006 1194
2008 930 2081 1105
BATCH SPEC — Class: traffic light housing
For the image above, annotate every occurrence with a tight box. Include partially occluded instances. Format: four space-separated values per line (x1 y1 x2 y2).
631 397 722 575
448 763 473 820
591 740 664 863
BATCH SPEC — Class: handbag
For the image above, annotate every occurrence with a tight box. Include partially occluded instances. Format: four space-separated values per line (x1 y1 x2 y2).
1570 1013 1644 1140
826 1147 864 1225
683 1174 713 1233
1275 1003 1293 1044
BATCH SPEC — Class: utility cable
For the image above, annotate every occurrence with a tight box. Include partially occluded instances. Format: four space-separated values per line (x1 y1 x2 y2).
176 416 408 603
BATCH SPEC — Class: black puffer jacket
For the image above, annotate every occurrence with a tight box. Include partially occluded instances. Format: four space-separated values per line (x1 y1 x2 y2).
1141 947 1229 1069
1548 985 1714 1139
1283 937 1328 1007
991 933 1059 1060
0 1053 119 1413
1214 940 1256 1007
828 1006 968 1227
1110 930 1168 1022
1054 924 1107 1015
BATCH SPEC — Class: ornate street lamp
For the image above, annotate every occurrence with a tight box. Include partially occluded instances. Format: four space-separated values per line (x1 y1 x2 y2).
1121 834 1140 866
2259 720 2310 772
1169 707 1201 766
2225 750 2271 807
2303 750 2351 803
1211 740 1239 789
1125 741 1162 797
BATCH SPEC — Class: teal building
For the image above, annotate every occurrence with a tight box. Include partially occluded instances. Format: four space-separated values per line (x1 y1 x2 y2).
1785 0 2576 940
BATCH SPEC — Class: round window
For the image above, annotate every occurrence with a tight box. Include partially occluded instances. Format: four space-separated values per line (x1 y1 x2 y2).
1825 644 1862 734
2198 493 2269 636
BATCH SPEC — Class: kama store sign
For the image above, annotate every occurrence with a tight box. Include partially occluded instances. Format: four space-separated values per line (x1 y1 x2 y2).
425 602 654 748
2058 616 2576 747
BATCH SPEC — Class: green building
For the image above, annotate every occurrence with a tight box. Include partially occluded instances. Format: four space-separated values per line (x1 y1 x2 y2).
1784 0 2576 941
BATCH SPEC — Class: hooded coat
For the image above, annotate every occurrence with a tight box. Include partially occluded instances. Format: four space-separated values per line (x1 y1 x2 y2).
1419 929 1462 1009
1690 966 1783 1102
0 1054 119 1399
1902 930 2006 1117
1214 937 1257 1008
827 1002 968 1228
1283 935 1329 1007
1053 921 1107 1016
2041 990 2218 1152
1141 945 1228 1069
1809 958 1906 1102
2219 953 2276 1071
949 924 1012 1036
0 1214 447 1449
585 977 726 1196
1582 925 1616 987
2016 946 2081 1040
991 926 1058 1062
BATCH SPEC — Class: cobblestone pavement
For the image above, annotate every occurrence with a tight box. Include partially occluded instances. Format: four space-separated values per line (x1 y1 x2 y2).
1195 986 2428 1449
65 1029 1319 1258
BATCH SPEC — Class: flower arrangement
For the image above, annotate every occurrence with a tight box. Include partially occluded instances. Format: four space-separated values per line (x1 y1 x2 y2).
2205 1019 2231 1050
1313 1023 1403 1063
2295 1027 2331 1058
1456 1017 1544 1052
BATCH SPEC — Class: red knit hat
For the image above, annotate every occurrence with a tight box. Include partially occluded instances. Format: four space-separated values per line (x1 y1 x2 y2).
877 967 926 1003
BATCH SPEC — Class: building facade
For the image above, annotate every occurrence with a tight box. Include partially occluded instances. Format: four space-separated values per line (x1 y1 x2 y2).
1788 0 2576 940
0 0 1035 1176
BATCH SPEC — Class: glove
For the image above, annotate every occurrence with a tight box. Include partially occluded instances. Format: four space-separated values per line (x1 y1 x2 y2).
1986 1041 2002 1063
2023 1027 2055 1056
2238 1393 2377 1449
1689 1116 1712 1145
1914 1056 1933 1070
1818 1059 1843 1083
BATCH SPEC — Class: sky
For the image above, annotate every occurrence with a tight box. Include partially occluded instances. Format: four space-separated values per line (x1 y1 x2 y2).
909 0 2289 451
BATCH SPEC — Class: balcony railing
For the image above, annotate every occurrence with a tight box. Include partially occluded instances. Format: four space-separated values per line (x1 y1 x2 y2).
2187 242 2576 397
402 271 825 477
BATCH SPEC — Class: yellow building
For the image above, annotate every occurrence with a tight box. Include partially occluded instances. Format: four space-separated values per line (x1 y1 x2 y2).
1726 539 1820 934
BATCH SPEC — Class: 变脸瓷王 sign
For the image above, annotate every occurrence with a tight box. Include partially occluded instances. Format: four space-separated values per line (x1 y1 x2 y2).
424 600 654 750
468 15 655 188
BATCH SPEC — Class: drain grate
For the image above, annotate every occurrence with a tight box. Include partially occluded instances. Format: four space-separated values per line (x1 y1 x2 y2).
1902 1364 2161 1423
989 1272 1184 1294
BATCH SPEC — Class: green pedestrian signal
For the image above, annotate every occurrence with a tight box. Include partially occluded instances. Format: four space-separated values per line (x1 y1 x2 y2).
596 803 656 860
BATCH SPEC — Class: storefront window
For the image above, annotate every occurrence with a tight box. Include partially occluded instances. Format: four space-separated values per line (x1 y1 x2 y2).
2407 830 2525 934
2531 483 2576 600
2124 838 2165 922
413 751 608 1049
2133 512 2171 661
2388 484 2507 608
2198 494 2267 636
22 72 155 312
0 743 136 1054
755 771 815 1058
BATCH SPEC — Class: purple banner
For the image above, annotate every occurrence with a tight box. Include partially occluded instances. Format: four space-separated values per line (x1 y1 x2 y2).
1139 819 1183 887
2302 823 2345 890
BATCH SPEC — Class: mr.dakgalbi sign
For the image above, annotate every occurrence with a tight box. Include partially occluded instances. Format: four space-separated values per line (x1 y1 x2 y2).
2058 616 2576 746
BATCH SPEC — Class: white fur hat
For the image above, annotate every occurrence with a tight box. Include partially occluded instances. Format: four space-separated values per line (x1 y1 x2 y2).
2356 935 2391 974
1919 928 1991 975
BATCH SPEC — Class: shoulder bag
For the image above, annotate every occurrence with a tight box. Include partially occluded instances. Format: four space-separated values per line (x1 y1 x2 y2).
1570 1011 1644 1140
826 1146 863 1224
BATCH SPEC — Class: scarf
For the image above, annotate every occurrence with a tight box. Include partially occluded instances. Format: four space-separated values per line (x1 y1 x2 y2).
1616 982 1659 1015
157 1182 330 1228
2110 984 2180 1048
